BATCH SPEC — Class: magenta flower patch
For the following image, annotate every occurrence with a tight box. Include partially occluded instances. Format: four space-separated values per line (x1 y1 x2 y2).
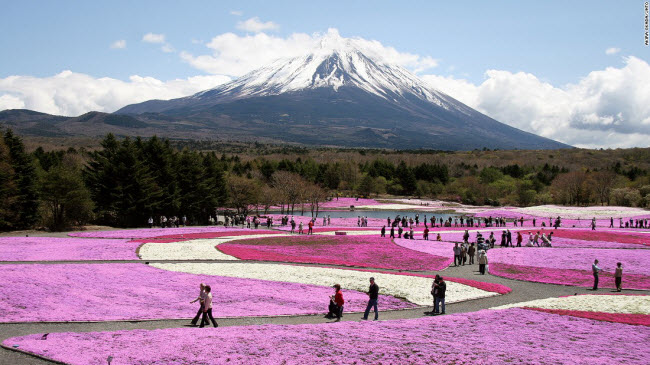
524 307 650 326
0 263 413 322
0 237 140 261
217 235 451 271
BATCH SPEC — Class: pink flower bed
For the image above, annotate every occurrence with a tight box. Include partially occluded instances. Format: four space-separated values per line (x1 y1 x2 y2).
551 237 643 249
6 308 649 364
488 247 649 274
69 227 266 239
0 263 413 322
0 237 139 261
393 238 456 259
524 307 650 326
550 229 649 245
490 262 650 290
217 235 451 271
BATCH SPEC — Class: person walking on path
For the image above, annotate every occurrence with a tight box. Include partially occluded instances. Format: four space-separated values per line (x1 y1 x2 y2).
516 232 523 247
362 277 379 320
468 243 475 264
434 276 446 314
592 259 601 290
615 262 623 292
190 283 206 326
423 227 429 240
478 250 488 275
308 220 314 235
453 243 462 266
199 285 218 328
390 226 395 239
381 225 386 237
506 230 512 247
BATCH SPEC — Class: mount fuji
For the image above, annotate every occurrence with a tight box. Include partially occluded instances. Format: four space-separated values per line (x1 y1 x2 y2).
2 32 569 150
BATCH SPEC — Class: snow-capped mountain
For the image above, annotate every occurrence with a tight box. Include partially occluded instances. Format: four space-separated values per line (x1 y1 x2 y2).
114 34 569 150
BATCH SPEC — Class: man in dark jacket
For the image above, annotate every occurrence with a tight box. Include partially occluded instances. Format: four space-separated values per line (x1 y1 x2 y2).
434 276 446 314
362 277 379 320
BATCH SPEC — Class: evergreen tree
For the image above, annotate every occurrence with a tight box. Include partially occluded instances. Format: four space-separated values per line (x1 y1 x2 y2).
3 130 39 228
39 156 94 231
0 137 18 230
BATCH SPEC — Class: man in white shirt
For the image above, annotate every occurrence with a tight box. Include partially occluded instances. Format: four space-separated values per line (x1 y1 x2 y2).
592 259 601 290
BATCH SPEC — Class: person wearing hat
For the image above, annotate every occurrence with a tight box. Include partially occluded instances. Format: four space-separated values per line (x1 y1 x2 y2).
478 250 488 275
362 277 379 320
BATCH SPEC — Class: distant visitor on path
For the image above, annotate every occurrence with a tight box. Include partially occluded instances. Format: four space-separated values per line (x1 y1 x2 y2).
431 275 440 314
362 277 379 320
615 262 623 292
381 225 386 237
592 259 601 290
478 250 488 275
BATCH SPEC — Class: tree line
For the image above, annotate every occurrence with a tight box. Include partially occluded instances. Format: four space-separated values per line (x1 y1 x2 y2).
1 130 649 231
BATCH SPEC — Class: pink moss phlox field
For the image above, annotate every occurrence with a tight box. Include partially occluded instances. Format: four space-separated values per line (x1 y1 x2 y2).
490 263 650 290
0 264 413 322
217 235 451 271
488 247 649 274
393 238 456 259
0 237 139 261
551 229 649 245
68 226 261 239
6 308 649 365
130 230 281 243
551 237 644 249
524 307 650 326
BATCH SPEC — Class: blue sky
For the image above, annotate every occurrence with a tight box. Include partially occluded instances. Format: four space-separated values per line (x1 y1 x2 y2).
1 1 649 148
1 1 644 84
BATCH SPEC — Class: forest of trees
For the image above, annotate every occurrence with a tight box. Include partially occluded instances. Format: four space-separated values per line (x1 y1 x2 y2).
1 130 649 231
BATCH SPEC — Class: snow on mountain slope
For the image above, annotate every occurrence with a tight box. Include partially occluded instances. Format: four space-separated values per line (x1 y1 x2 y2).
191 31 462 111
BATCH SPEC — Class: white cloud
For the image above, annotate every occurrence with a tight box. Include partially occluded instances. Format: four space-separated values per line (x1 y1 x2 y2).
236 17 279 33
422 56 650 148
110 40 126 49
142 33 165 44
605 47 621 55
180 28 438 77
0 71 231 116
161 44 175 53
230 10 243 16
0 94 25 110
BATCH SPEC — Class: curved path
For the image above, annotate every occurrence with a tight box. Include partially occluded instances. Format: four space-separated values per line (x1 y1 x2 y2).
1 227 648 365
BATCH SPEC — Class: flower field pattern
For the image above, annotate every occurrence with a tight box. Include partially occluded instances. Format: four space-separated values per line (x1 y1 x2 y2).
138 234 291 261
488 247 650 289
0 237 140 261
5 308 650 364
492 294 650 314
151 262 499 305
492 294 650 326
0 263 411 322
217 235 451 270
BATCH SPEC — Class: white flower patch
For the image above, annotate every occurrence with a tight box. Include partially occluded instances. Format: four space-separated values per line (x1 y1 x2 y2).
514 205 649 219
491 295 650 314
151 262 498 306
139 234 291 261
